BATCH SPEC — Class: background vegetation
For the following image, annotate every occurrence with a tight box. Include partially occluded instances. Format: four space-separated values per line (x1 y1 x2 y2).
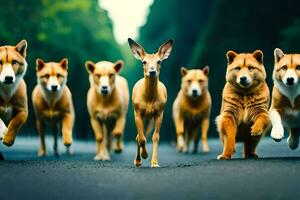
1 0 300 141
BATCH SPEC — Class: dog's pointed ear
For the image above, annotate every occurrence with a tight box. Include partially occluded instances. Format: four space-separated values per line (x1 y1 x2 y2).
158 39 173 60
128 38 145 60
203 65 209 76
60 58 68 70
15 39 27 57
274 48 284 62
114 60 124 73
36 58 45 71
85 61 95 73
253 50 263 64
181 67 188 77
226 50 237 64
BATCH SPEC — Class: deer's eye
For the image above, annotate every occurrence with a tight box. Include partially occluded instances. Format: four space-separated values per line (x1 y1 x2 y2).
296 65 300 70
0 61 2 65
142 61 147 65
157 60 161 65
109 73 114 78
95 74 101 79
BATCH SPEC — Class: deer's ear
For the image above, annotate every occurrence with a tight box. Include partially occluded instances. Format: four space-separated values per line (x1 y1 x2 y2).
158 39 173 60
128 38 145 60
85 61 95 73
181 67 188 77
274 48 284 62
36 58 45 71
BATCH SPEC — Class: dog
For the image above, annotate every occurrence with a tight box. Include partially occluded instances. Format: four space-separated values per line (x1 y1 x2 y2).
270 48 300 150
0 40 28 147
32 58 74 156
85 60 129 161
128 38 173 167
216 50 270 159
173 66 211 154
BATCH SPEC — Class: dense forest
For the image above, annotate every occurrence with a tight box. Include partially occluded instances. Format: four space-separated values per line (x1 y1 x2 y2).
1 0 300 141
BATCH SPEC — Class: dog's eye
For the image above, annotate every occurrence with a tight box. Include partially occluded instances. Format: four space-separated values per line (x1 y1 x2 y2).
187 80 192 83
109 73 114 78
248 66 255 71
0 61 2 65
281 65 287 71
235 66 241 71
296 65 300 70
95 74 101 79
198 80 204 83
157 60 161 65
57 74 63 78
43 74 49 79
12 60 18 65
142 61 147 65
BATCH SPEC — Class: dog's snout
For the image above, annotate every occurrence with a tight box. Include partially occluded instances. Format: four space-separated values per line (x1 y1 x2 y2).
287 77 295 85
51 85 58 91
240 76 247 83
192 89 198 96
4 76 13 84
101 86 108 90
101 86 109 95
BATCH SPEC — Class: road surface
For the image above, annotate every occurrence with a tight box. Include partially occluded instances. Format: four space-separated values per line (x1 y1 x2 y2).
0 137 300 200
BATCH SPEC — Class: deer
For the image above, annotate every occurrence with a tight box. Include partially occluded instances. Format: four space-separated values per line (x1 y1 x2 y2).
128 38 173 167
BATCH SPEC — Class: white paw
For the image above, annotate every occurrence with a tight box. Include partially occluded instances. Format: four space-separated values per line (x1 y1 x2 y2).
93 154 103 161
287 136 299 150
271 125 284 141
0 119 7 140
151 163 160 168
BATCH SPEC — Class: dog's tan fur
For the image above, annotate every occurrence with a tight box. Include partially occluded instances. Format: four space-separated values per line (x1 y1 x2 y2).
128 38 173 167
32 58 74 156
86 60 129 161
173 66 211 153
0 40 28 146
216 50 270 159
270 48 300 149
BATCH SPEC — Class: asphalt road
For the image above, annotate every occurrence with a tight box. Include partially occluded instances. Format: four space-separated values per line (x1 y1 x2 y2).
1 136 300 200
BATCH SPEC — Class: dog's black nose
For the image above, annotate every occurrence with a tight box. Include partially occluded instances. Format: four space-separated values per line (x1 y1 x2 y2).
51 85 58 91
240 76 247 83
287 77 294 85
101 86 108 94
4 76 13 84
192 89 198 96
102 86 108 90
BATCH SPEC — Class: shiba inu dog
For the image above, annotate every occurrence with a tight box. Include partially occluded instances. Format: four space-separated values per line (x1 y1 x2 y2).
85 60 129 161
32 58 74 156
173 66 211 153
0 40 28 147
128 38 173 167
216 50 270 159
270 48 300 150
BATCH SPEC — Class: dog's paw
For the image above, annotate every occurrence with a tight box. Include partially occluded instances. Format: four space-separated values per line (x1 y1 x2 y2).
38 149 46 157
251 123 264 136
2 133 15 147
287 135 299 150
177 135 185 152
271 125 284 142
134 159 142 167
66 147 73 156
0 119 7 140
217 154 231 160
93 154 103 161
151 162 160 168
244 153 258 159
113 139 123 154
63 137 73 147
202 143 210 153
